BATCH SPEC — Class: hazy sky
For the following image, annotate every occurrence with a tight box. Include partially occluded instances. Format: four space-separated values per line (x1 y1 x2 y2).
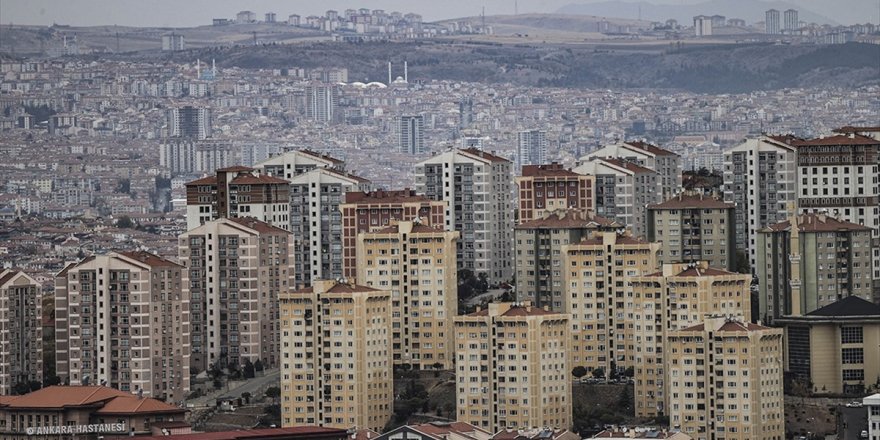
1 0 877 27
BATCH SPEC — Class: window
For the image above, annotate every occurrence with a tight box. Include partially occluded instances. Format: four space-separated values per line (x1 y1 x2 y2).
841 348 864 364
841 326 863 344
842 369 864 381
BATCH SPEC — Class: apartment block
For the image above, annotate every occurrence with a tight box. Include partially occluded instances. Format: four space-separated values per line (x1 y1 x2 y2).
0 270 43 395
562 232 660 376
454 302 570 432
257 149 345 180
54 251 190 403
167 105 212 140
582 141 681 199
757 213 873 323
574 158 663 239
178 217 293 371
185 166 290 231
516 130 548 171
341 190 446 280
776 296 880 395
629 262 751 418
666 317 784 440
647 193 737 271
515 209 621 311
279 280 392 432
357 220 458 369
415 148 515 282
516 164 594 223
723 136 798 273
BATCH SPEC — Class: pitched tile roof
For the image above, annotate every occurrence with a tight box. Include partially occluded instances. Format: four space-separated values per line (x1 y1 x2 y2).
118 251 182 268
460 148 510 163
648 194 733 210
805 296 880 317
766 213 871 232
625 140 678 157
227 217 290 235
520 163 583 177
0 386 129 409
137 426 348 440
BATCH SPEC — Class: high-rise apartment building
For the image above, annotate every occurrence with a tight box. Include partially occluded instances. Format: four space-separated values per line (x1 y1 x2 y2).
415 148 514 282
167 105 212 139
0 270 43 395
516 163 595 223
357 220 458 368
693 15 712 37
765 9 781 34
305 84 338 123
516 130 548 171
723 136 798 272
340 190 446 280
161 33 185 51
784 9 798 31
398 115 426 154
757 213 874 323
160 139 236 176
666 317 784 440
55 252 190 402
647 193 737 271
257 149 345 180
515 209 620 311
454 302 570 432
279 280 392 431
581 141 681 199
185 166 290 231
629 262 751 418
562 231 660 375
776 296 880 395
574 158 663 239
179 217 292 371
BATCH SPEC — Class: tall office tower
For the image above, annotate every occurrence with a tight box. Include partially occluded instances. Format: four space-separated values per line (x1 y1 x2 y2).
574 158 663 239
305 84 338 123
667 317 784 440
398 115 426 154
55 252 190 402
776 296 880 395
167 105 212 139
515 209 621 311
647 193 737 271
722 136 797 273
415 149 514 282
179 217 292 372
0 270 42 395
185 166 289 231
160 139 236 176
454 302 570 432
516 130 548 171
693 15 712 36
765 9 781 34
357 220 458 368
784 9 798 31
581 141 682 199
279 280 392 431
562 231 660 376
257 149 345 180
629 262 751 418
757 213 874 323
340 190 446 280
516 163 595 223
459 97 474 129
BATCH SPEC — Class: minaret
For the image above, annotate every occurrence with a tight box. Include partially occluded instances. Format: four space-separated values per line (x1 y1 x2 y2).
388 61 392 85
404 61 408 83
212 58 216 77
787 203 802 316
196 59 201 79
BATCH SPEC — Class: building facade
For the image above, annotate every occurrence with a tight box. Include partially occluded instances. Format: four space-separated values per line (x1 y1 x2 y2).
415 149 514 282
647 193 737 271
279 280 392 432
357 221 458 369
629 262 752 418
55 252 190 402
167 105 211 140
306 84 338 123
667 317 784 440
0 269 43 395
185 166 290 231
516 163 595 223
516 130 548 171
454 302 571 432
784 9 799 31
398 115 425 154
575 158 663 239
765 9 781 34
179 217 293 371
581 141 681 199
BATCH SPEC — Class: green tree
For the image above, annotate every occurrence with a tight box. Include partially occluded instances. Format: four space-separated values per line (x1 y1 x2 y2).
623 366 635 378
591 367 605 379
572 366 588 379
241 392 252 404
265 386 281 402
116 216 134 229
254 359 264 373
243 359 255 379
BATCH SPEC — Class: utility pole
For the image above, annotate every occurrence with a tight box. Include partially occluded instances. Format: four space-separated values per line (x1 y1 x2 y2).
252 31 257 46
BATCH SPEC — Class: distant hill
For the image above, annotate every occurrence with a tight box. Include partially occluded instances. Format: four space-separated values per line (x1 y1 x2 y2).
558 0 838 26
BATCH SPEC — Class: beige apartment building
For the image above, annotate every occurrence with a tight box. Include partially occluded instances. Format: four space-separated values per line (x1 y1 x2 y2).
454 302 571 432
667 317 784 440
0 269 43 395
356 220 458 369
515 209 621 312
629 262 752 418
776 296 880 395
55 251 190 403
179 217 293 372
279 280 392 432
647 193 737 271
562 232 660 376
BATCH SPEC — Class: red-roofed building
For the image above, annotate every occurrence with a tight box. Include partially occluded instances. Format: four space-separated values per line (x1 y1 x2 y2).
137 426 348 440
454 302 570 432
371 422 491 440
185 167 289 232
516 163 595 223
0 269 42 395
580 141 681 199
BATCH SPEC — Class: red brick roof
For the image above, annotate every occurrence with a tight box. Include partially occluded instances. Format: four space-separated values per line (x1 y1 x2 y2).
648 194 733 210
321 167 371 184
230 174 289 185
292 282 381 295
625 141 678 157
118 251 182 268
216 166 255 172
227 217 290 235
0 386 126 409
299 149 344 165
94 395 186 415
766 213 871 232
516 210 619 229
792 134 879 147
460 148 511 163
520 163 583 177
601 158 657 175
185 176 218 186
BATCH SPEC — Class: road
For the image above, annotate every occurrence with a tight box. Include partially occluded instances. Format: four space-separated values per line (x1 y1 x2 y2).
187 369 280 407
837 405 868 440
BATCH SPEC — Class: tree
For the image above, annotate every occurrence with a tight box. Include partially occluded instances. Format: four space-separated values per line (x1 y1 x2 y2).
254 359 264 373
241 392 252 404
623 366 635 378
735 250 750 274
243 359 255 379
617 385 631 411
116 216 133 229
265 386 281 403
591 367 605 379
13 382 31 395
572 366 588 379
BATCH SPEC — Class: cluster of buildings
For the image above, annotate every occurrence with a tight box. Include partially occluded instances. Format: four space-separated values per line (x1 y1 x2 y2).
687 9 877 43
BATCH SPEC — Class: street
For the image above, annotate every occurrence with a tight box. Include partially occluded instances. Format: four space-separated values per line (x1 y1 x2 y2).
837 405 868 440
186 369 280 407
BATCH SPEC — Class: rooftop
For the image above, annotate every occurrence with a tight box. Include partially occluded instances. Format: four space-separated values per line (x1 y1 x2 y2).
137 427 348 440
227 216 290 234
344 189 434 205
291 281 381 295
516 209 619 229
625 140 678 157
765 213 872 232
648 193 733 210
601 157 657 175
118 250 182 268
460 148 510 164
468 303 557 318
804 296 880 317
520 163 583 178
0 386 185 416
